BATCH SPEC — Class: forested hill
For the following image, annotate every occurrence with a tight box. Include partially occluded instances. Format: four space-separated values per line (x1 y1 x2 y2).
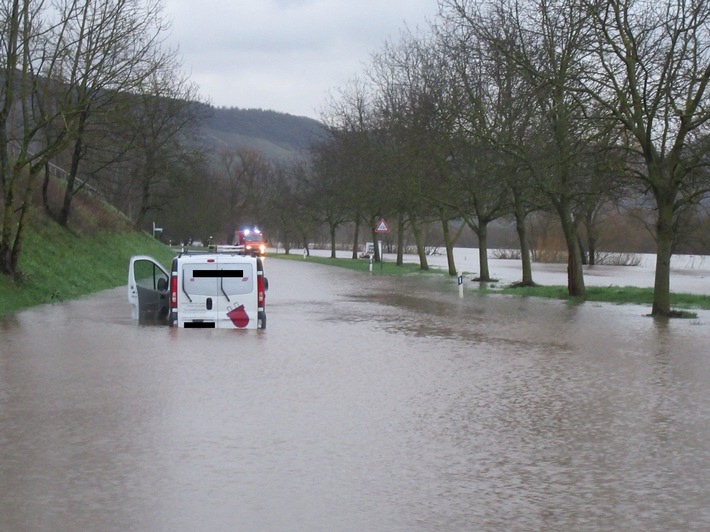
197 105 328 160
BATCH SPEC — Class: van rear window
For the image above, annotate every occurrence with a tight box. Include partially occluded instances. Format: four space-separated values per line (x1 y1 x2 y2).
183 264 254 297
221 264 254 295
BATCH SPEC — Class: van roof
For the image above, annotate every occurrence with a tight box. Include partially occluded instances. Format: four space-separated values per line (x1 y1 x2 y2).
176 245 255 258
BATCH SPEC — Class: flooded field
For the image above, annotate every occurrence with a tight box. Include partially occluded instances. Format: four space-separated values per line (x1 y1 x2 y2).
1 256 709 530
303 246 710 295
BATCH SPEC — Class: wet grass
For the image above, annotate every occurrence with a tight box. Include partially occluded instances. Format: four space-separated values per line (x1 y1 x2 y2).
0 211 175 316
486 283 710 315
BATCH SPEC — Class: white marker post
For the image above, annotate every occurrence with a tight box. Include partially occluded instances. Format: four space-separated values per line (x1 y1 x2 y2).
458 272 464 298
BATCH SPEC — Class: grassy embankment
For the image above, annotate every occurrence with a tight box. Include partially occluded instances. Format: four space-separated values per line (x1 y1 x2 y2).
273 252 710 314
0 208 174 317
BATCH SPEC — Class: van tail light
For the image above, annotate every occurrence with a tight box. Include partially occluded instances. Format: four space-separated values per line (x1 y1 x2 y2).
170 274 178 308
257 272 265 309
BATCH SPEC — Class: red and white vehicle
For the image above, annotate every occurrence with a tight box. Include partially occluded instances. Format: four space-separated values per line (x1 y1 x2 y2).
129 246 268 329
234 227 267 256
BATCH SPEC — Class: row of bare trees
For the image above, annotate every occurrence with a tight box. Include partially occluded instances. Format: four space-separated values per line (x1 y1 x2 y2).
298 0 710 317
1 0 199 276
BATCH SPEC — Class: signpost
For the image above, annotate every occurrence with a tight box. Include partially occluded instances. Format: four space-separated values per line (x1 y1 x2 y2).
374 218 390 272
375 218 390 233
152 221 163 239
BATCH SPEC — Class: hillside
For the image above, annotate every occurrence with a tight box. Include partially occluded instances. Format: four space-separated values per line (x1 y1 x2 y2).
197 105 328 161
0 195 175 316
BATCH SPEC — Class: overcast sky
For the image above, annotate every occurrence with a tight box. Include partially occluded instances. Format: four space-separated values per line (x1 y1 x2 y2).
162 0 440 120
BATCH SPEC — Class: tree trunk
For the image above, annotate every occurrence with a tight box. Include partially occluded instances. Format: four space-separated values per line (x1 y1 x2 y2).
440 207 456 276
396 212 404 266
329 222 337 258
9 167 39 274
588 235 596 267
1 169 17 275
58 160 78 226
578 234 588 265
302 232 310 256
370 216 380 262
351 216 360 259
556 198 585 297
410 214 429 270
476 221 491 281
652 195 674 316
585 212 596 266
42 163 52 216
59 115 87 227
513 187 534 286
136 185 151 229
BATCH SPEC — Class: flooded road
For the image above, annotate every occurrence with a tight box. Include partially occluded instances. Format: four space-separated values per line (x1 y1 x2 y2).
1 257 709 531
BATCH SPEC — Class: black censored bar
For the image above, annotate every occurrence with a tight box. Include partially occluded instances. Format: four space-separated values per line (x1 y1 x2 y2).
192 270 244 278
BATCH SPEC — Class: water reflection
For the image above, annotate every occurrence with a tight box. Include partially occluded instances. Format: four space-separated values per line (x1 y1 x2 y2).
1 259 709 531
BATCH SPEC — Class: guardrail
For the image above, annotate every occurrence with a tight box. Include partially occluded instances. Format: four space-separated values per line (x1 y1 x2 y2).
7 141 105 200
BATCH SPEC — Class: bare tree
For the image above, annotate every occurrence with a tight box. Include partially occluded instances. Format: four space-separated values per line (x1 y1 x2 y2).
307 142 352 257
368 30 464 274
1 0 73 275
437 13 545 285
443 0 606 296
321 77 392 262
120 67 202 229
50 0 173 227
216 146 274 241
585 0 710 316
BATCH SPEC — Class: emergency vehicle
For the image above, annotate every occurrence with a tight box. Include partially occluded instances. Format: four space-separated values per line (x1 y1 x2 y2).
234 227 267 256
128 246 268 329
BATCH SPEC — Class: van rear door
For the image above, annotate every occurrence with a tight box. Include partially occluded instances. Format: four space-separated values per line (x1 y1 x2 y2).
179 260 219 327
128 256 170 322
215 257 256 329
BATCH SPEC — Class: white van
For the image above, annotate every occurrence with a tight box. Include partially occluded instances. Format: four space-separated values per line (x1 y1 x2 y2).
128 246 268 329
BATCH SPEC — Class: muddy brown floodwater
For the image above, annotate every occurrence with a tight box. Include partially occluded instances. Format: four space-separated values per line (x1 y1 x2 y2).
1 257 709 531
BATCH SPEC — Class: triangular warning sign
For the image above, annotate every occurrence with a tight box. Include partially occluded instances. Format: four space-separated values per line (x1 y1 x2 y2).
375 218 390 233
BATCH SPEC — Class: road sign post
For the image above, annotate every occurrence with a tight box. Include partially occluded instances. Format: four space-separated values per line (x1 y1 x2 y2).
152 221 163 239
375 218 390 233
374 218 390 272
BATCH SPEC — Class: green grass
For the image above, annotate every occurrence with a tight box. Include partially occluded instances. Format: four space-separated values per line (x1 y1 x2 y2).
489 283 710 313
0 214 175 316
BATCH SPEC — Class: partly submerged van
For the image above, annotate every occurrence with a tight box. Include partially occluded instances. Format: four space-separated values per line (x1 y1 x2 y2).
129 246 268 329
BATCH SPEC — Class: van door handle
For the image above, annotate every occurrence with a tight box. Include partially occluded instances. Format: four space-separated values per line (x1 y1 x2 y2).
206 298 213 310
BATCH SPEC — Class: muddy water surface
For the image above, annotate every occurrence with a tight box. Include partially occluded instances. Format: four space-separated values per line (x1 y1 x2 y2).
1 258 709 531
